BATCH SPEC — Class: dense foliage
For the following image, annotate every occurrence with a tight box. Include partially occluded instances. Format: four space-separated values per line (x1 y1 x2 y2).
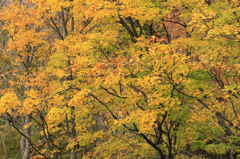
0 0 240 158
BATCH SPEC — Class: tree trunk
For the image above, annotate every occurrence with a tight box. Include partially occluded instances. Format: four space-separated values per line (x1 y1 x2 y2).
21 115 31 159
70 108 77 159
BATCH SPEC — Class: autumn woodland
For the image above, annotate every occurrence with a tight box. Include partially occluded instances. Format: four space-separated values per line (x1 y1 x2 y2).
0 0 240 158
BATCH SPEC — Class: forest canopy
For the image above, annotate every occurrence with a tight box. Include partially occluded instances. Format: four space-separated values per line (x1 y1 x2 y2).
0 0 240 158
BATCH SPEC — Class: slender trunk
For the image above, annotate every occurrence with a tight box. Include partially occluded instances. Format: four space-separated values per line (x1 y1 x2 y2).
2 134 7 159
21 115 31 159
70 14 77 159
70 107 77 159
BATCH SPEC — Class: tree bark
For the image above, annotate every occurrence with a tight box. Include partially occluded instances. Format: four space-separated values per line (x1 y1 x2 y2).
21 115 31 159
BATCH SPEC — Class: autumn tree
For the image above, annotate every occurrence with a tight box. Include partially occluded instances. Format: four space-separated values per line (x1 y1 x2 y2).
0 0 240 159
